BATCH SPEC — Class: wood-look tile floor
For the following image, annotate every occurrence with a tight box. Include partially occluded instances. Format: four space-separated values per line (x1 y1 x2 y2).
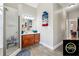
26 44 63 56
6 46 19 56
0 48 3 56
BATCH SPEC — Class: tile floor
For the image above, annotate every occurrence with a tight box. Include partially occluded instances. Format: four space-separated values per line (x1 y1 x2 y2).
0 48 3 56
25 44 63 56
6 46 19 56
0 44 63 56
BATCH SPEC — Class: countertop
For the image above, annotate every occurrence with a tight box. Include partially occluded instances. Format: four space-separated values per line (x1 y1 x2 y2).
21 31 40 35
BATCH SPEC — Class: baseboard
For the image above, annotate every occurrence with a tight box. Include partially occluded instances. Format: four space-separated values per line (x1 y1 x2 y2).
40 42 53 50
53 41 63 50
10 48 21 56
40 41 63 50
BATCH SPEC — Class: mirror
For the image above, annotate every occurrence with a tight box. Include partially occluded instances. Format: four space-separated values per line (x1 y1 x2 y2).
21 16 33 34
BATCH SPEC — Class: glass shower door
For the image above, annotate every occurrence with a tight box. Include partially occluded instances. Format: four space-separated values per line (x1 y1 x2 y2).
0 6 3 56
4 6 20 56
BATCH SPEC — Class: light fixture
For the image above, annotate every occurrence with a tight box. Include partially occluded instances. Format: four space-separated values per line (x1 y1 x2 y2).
24 16 34 20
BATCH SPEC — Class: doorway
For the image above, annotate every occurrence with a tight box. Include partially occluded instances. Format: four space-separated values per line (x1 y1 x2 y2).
66 8 79 40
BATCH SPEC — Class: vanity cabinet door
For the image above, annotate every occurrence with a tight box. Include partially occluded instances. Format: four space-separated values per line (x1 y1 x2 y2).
22 34 34 48
22 35 30 48
29 34 34 45
34 34 40 44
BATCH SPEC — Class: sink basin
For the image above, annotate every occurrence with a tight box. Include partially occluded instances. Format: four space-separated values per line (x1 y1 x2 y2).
32 30 37 33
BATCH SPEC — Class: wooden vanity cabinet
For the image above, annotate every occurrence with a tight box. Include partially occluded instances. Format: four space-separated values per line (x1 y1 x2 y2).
34 34 40 44
22 34 34 48
22 33 40 48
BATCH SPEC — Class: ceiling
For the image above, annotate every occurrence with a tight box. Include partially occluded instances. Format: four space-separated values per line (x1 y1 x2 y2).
26 3 39 8
58 3 78 8
4 3 79 9
26 3 78 8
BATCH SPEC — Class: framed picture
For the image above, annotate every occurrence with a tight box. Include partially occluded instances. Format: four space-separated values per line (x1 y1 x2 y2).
42 11 48 26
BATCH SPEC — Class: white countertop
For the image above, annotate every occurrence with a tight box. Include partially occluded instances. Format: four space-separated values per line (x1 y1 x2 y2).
21 31 40 35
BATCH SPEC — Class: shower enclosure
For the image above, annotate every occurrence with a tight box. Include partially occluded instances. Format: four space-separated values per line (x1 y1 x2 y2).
3 5 20 56
0 6 3 56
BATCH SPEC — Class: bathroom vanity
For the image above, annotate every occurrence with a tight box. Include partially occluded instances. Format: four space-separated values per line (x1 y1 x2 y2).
21 33 40 48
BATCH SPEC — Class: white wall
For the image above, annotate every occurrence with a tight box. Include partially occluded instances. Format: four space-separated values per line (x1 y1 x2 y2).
53 4 66 47
53 12 66 47
22 4 36 18
37 3 53 49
